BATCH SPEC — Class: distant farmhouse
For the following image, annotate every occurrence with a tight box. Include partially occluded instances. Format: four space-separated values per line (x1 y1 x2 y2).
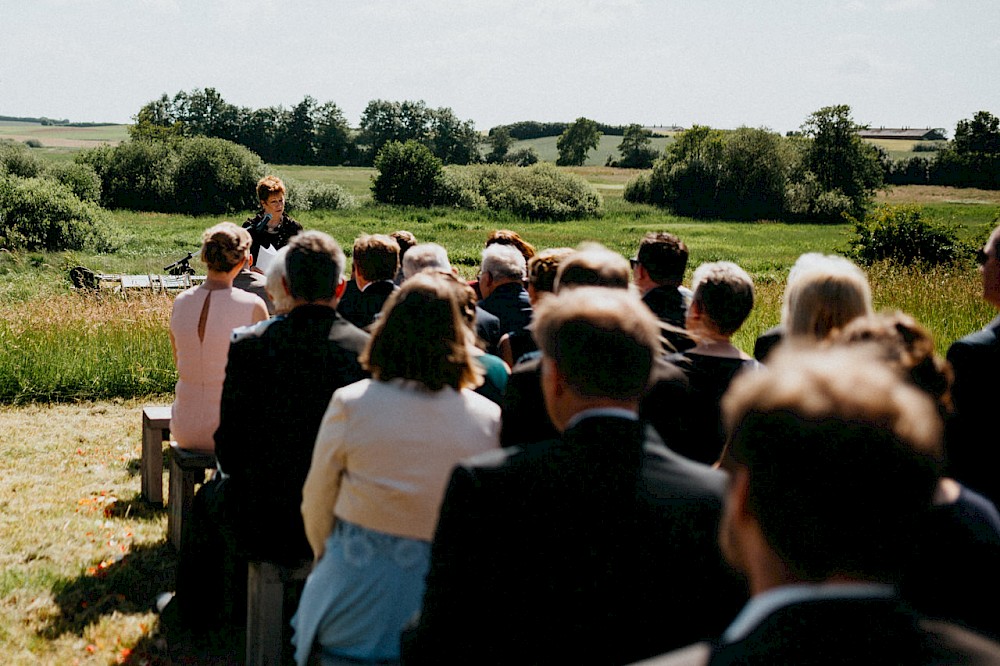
858 127 947 141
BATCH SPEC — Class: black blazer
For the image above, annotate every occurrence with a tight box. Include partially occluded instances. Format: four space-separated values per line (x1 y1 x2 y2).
699 597 1000 665
341 280 398 330
478 282 532 337
946 315 1000 504
214 305 369 564
402 416 745 665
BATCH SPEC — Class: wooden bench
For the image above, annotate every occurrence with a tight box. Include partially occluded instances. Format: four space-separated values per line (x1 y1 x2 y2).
141 406 172 505
246 559 312 666
167 442 217 551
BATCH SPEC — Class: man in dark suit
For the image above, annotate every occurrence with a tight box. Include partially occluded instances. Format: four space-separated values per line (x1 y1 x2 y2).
214 230 370 565
501 245 690 450
946 224 1000 505
632 231 696 352
642 347 1000 665
403 287 744 665
340 233 399 330
477 243 532 337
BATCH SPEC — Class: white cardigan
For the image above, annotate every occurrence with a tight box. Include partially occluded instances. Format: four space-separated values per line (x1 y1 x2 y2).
301 378 501 558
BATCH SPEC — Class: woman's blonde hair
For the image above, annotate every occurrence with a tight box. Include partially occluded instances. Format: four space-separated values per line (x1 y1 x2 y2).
784 255 872 341
201 222 251 273
361 272 482 391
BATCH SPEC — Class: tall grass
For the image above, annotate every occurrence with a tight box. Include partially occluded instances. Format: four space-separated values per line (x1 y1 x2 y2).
0 293 174 403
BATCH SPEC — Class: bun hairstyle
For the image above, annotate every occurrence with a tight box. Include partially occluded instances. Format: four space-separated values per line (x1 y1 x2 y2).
201 222 251 273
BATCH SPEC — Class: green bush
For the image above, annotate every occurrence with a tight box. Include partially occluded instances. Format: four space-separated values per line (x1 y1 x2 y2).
505 147 538 166
45 162 102 203
371 140 450 206
77 142 177 211
439 168 487 210
0 139 44 178
847 205 966 266
473 163 602 220
24 139 43 149
172 137 264 214
0 176 122 252
284 179 357 211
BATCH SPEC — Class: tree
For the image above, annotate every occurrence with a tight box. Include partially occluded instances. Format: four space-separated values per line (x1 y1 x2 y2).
556 117 601 166
953 111 1000 155
314 102 353 165
800 104 883 218
608 124 659 169
486 126 512 164
371 140 447 206
428 107 480 164
129 94 185 142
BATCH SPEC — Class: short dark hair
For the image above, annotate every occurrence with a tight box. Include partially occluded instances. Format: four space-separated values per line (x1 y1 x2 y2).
284 231 345 302
361 273 481 391
720 347 943 582
555 244 630 292
353 234 400 282
636 232 688 285
690 261 754 336
533 288 659 400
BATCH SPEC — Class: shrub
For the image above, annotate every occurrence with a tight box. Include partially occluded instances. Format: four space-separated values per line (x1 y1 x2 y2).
912 141 946 153
505 147 539 166
24 139 43 148
45 162 102 203
0 139 44 178
77 142 177 211
885 156 931 186
371 140 450 206
172 137 264 214
473 163 602 220
0 176 122 252
785 172 854 223
283 179 357 211
439 168 486 210
847 205 966 266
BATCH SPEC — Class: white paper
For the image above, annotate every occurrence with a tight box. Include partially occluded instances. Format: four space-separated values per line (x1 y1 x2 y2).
255 243 277 273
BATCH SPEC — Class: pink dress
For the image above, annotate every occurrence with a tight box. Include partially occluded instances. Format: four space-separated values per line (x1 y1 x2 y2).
170 284 268 452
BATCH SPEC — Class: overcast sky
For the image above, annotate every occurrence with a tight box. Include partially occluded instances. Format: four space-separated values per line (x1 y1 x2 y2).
3 0 998 136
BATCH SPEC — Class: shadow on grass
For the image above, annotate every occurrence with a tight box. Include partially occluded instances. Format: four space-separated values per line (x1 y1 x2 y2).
41 531 244 664
108 492 168 522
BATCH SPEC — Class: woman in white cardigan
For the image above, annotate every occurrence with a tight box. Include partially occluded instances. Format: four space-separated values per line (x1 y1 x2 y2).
292 272 501 665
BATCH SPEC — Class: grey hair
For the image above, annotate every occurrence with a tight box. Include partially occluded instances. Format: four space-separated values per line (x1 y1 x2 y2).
403 243 451 280
482 243 527 281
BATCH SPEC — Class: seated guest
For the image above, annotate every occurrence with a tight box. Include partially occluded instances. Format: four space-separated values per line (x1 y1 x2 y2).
477 243 532 338
946 223 1000 507
470 229 537 299
293 272 500 665
390 229 417 285
243 175 302 269
402 243 502 354
263 245 295 316
644 348 1000 665
176 231 369 629
233 260 275 314
833 311 1000 640
402 288 744 665
340 233 400 330
667 261 759 465
169 222 268 453
501 245 689 450
754 253 872 360
497 247 574 367
632 231 696 352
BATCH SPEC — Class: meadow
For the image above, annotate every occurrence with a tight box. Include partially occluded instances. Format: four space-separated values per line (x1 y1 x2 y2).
2 143 999 662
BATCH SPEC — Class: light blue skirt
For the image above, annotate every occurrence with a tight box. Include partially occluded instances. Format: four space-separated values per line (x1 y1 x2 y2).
291 520 431 665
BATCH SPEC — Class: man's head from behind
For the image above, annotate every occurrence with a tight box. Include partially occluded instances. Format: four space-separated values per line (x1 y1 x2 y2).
634 232 688 289
402 243 451 281
480 243 527 297
718 347 943 589
353 234 400 284
554 244 630 292
284 231 346 304
533 288 660 431
688 261 755 337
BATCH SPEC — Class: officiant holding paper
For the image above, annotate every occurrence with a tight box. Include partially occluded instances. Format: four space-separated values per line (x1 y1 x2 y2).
243 175 302 272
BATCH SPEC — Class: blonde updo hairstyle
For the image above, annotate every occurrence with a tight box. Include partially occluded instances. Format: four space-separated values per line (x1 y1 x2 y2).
201 222 252 273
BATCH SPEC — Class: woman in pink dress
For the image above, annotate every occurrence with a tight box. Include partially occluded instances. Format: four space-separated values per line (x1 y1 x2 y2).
170 222 269 452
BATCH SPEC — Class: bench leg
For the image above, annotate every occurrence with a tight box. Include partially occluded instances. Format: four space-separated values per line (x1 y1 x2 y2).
246 561 287 666
167 460 199 551
141 420 166 505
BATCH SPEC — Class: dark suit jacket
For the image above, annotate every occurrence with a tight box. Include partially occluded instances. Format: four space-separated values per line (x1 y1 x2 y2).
643 286 696 353
645 597 1000 666
214 305 369 564
402 416 745 665
946 315 1000 504
501 356 691 451
752 324 783 362
478 282 532 337
232 269 274 315
341 279 397 330
474 305 502 356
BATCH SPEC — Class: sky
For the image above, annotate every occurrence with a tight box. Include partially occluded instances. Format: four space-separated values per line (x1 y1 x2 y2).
2 0 998 136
